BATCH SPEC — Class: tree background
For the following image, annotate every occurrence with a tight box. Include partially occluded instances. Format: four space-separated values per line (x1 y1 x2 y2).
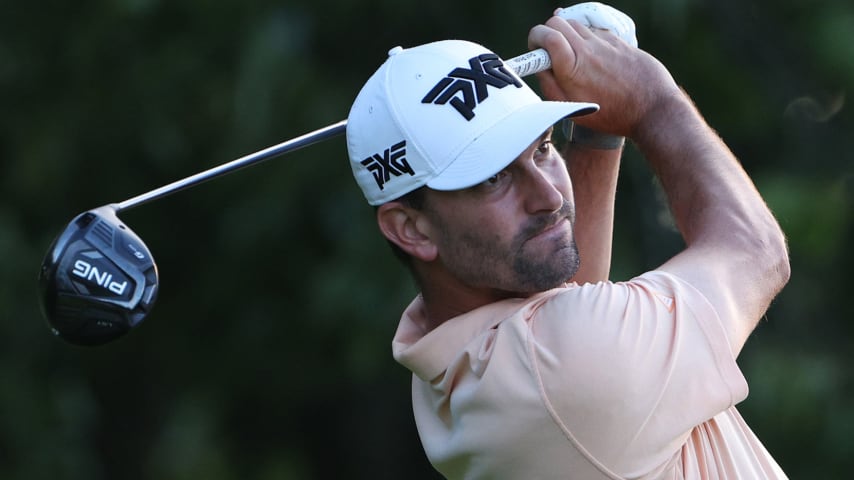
1 0 852 478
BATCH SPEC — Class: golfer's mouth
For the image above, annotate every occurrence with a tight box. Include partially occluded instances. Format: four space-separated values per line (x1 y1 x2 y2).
528 217 570 242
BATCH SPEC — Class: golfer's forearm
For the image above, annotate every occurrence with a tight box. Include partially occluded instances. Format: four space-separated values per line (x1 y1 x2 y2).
637 94 749 240
565 146 620 284
633 91 789 278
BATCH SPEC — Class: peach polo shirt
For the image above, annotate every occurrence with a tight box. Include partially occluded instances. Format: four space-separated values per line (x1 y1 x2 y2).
393 271 787 479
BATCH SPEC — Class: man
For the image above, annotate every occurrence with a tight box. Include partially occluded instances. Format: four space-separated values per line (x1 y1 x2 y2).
346 9 791 480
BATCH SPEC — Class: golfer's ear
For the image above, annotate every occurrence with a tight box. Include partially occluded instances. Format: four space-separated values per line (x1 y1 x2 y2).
377 202 437 261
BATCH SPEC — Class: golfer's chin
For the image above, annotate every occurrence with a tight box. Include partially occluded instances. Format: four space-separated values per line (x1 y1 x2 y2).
511 243 580 294
522 226 578 269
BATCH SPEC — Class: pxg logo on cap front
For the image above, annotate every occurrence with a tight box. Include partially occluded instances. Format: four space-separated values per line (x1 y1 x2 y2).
422 53 522 120
360 54 522 192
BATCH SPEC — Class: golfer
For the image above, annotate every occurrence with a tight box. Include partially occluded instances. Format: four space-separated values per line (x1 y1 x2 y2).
346 10 790 480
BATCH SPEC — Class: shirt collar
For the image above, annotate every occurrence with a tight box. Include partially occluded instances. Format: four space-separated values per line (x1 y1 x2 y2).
392 287 571 382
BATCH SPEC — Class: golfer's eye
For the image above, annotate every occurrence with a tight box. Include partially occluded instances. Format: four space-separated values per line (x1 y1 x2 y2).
477 170 508 191
536 140 552 156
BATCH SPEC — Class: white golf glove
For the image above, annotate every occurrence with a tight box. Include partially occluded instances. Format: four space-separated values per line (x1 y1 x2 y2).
556 2 638 47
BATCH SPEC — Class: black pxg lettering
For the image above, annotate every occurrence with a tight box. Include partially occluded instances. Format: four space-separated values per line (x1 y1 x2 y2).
422 53 523 120
361 140 413 190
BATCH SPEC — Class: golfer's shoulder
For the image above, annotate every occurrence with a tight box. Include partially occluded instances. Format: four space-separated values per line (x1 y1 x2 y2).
524 270 726 383
531 270 714 325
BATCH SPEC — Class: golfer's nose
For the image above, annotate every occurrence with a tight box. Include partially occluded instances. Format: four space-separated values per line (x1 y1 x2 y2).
522 167 565 214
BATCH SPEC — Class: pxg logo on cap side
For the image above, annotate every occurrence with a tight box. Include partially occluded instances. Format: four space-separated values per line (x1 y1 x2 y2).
361 140 412 191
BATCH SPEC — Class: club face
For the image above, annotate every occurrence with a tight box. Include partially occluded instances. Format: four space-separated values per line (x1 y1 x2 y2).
38 205 159 346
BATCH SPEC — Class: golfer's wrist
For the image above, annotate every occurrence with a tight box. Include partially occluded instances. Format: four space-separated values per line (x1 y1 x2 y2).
565 121 625 150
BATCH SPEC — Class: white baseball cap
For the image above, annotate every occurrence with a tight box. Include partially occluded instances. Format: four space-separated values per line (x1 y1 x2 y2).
346 39 599 206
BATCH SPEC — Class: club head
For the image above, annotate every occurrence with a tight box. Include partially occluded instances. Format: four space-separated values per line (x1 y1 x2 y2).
38 205 158 346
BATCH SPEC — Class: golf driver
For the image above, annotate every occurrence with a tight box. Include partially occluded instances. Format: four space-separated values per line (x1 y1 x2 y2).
38 120 346 346
38 2 637 346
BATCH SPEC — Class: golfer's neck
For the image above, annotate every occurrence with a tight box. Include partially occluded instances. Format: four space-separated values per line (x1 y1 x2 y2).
418 276 517 332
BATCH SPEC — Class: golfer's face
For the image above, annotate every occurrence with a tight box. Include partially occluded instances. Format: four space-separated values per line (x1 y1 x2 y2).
424 129 579 294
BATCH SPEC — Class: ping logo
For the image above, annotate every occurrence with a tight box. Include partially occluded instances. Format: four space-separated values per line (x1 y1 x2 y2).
72 259 128 295
361 140 413 190
422 53 523 121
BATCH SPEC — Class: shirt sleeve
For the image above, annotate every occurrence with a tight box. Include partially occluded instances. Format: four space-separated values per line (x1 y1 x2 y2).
525 270 749 477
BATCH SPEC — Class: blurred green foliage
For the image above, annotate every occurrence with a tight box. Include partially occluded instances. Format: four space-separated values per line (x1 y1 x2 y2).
1 0 851 478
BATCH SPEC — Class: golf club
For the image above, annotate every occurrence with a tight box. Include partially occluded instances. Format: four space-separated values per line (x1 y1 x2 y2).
38 47 557 346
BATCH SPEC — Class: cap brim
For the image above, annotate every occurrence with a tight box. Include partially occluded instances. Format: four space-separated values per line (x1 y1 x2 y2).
426 101 599 191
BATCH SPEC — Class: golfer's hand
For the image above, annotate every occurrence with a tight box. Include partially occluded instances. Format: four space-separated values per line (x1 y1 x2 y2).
528 16 681 138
